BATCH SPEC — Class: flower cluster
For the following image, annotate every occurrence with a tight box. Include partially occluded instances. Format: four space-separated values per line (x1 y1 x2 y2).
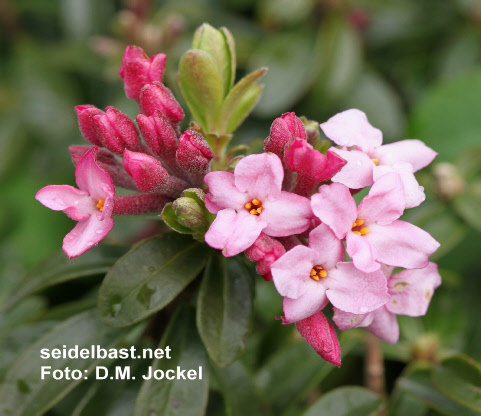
203 110 441 366
36 46 214 258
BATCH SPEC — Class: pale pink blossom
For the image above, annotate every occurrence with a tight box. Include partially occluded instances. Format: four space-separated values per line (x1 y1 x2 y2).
321 109 437 207
35 147 115 259
311 173 440 273
333 262 442 343
271 224 389 323
204 153 312 257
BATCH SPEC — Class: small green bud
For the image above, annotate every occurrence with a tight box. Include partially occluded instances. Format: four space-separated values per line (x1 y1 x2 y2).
173 197 208 231
300 116 321 145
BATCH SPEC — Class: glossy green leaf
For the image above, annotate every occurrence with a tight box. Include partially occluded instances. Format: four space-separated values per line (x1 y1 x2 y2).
197 255 253 367
220 68 266 134
134 305 208 416
303 386 385 416
431 355 481 412
0 310 128 416
388 387 428 416
210 361 265 416
398 365 480 416
98 234 209 327
178 49 224 133
409 68 481 162
2 245 127 312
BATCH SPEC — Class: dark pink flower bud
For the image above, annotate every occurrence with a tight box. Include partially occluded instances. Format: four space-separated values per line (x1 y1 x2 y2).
295 312 341 367
123 150 188 197
264 112 306 157
112 193 172 216
245 233 285 281
119 46 167 102
176 130 214 175
285 140 347 182
136 111 177 157
92 106 141 155
75 105 105 146
139 82 184 125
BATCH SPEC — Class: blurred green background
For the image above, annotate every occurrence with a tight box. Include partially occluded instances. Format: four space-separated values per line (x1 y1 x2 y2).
1 0 481 415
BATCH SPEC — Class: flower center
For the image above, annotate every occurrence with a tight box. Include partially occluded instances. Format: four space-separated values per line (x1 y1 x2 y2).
96 199 105 212
371 158 379 165
351 219 369 235
310 265 327 281
245 198 262 215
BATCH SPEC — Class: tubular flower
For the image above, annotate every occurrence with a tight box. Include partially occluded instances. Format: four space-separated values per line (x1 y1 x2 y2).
35 147 115 259
321 109 437 208
333 262 442 343
204 153 313 257
311 172 440 273
271 223 389 324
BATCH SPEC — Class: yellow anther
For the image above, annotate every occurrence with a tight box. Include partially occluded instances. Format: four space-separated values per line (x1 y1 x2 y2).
246 198 263 215
359 227 370 235
96 199 105 212
353 231 361 235
252 199 261 206
355 219 364 226
319 270 328 278
245 202 252 210
249 209 258 215
310 265 327 281
371 158 379 165
311 274 320 281
310 269 316 276
256 207 262 214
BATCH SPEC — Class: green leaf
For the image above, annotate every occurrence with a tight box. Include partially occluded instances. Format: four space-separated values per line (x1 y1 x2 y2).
210 361 265 416
388 387 428 416
98 234 209 327
197 255 253 367
220 68 266 134
0 310 128 416
221 27 236 91
453 192 481 231
409 68 481 162
302 386 385 416
431 355 481 412
178 49 224 133
2 245 127 312
134 305 208 416
398 364 480 416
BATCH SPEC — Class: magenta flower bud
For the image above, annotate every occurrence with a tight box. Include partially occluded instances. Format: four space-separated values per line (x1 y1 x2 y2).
264 112 306 157
75 105 105 147
139 82 184 125
119 46 167 102
245 233 285 281
92 106 142 155
123 150 188 197
176 130 214 175
295 312 341 367
136 110 177 157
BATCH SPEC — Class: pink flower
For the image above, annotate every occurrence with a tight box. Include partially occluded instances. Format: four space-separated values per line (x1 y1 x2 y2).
296 312 341 366
271 224 389 323
321 109 437 208
35 147 115 259
204 153 312 257
333 262 442 343
311 172 440 273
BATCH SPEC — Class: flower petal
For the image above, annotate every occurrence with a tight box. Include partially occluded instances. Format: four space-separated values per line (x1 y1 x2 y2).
204 209 266 257
326 262 389 314
346 231 380 273
366 306 399 344
271 245 318 299
204 171 247 214
75 147 115 200
320 109 383 151
371 139 437 172
35 185 93 221
311 182 357 239
386 262 441 316
283 282 328 324
234 153 283 201
365 220 440 269
332 307 373 330
373 162 426 209
308 223 345 270
329 148 374 189
261 191 312 237
62 215 114 259
357 172 405 225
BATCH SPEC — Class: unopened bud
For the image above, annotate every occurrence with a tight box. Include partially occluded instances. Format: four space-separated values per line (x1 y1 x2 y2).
75 105 105 146
137 110 178 157
119 46 166 102
264 112 306 157
433 162 465 200
173 196 209 231
93 107 141 155
301 116 321 145
176 130 214 175
139 82 184 125
245 233 285 281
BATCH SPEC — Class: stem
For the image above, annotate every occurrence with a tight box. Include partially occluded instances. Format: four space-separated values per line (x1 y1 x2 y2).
365 333 385 397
